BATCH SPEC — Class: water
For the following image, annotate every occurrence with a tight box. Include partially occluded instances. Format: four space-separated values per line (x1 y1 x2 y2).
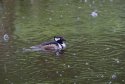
0 0 125 84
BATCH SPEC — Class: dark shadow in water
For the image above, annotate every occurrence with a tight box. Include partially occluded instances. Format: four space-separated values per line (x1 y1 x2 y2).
0 0 15 83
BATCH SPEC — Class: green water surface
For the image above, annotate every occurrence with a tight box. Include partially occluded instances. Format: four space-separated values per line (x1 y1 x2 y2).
0 0 125 84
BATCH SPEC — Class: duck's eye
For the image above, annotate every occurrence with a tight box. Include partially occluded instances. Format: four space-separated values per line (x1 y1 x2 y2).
54 38 60 41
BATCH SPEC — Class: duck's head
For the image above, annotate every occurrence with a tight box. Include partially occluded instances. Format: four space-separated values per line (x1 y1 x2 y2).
54 36 66 44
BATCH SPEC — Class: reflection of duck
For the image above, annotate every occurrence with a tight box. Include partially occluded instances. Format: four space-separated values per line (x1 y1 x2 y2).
27 36 66 55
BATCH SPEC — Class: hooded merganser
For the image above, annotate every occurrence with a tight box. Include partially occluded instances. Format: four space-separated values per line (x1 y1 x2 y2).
25 36 66 55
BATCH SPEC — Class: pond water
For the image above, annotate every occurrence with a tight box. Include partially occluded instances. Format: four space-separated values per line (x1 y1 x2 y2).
0 0 125 84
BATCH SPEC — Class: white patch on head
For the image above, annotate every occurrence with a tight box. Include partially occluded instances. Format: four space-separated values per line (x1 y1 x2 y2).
54 38 60 41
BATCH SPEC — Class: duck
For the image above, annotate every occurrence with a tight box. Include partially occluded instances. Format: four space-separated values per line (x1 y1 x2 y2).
25 36 66 55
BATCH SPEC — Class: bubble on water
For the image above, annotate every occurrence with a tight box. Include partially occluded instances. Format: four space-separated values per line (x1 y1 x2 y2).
111 74 117 80
60 74 62 77
85 62 89 65
90 11 98 17
3 34 9 42
67 65 70 68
